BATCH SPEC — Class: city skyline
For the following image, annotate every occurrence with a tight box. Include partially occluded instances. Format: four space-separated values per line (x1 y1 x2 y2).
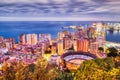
0 0 120 21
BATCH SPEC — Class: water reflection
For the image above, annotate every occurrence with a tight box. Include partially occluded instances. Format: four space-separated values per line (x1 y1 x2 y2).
113 30 120 35
106 30 120 42
107 30 120 35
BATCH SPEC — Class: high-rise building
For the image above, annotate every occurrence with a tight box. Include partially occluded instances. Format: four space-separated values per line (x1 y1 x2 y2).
5 42 13 49
63 36 72 50
18 34 26 45
77 38 89 52
57 40 64 55
93 22 106 35
73 39 77 51
57 32 65 40
26 34 32 45
39 34 51 41
31 34 38 45
96 35 105 47
86 27 95 38
0 36 4 42
26 34 38 45
90 42 98 56
93 22 106 43
63 30 69 36
4 38 15 49
51 43 57 54
96 23 105 33
75 29 86 38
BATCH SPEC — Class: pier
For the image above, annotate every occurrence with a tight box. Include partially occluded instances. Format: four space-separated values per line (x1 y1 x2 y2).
106 22 120 31
105 41 120 49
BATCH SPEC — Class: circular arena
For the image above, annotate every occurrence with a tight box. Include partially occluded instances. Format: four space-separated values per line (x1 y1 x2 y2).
61 52 97 70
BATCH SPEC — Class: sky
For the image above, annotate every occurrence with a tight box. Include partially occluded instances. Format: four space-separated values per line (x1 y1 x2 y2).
0 0 120 21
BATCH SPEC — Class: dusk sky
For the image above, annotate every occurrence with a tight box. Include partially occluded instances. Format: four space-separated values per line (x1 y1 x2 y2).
0 0 120 21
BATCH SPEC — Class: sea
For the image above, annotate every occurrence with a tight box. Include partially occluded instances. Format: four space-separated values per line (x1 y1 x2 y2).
0 21 120 43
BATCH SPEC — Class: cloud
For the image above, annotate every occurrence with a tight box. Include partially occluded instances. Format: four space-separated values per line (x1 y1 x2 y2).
0 0 120 21
75 0 97 5
0 16 109 21
52 0 69 4
0 0 50 3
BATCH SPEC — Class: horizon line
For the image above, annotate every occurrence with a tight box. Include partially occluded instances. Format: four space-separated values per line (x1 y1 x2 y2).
0 17 120 22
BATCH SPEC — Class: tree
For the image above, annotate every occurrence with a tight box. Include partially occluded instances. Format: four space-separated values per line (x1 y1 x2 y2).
31 55 58 80
74 57 119 80
95 57 115 71
114 56 120 67
15 61 26 80
107 47 118 57
3 65 16 80
52 69 73 80
1 55 74 80
74 60 103 80
116 67 120 79
98 47 104 52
